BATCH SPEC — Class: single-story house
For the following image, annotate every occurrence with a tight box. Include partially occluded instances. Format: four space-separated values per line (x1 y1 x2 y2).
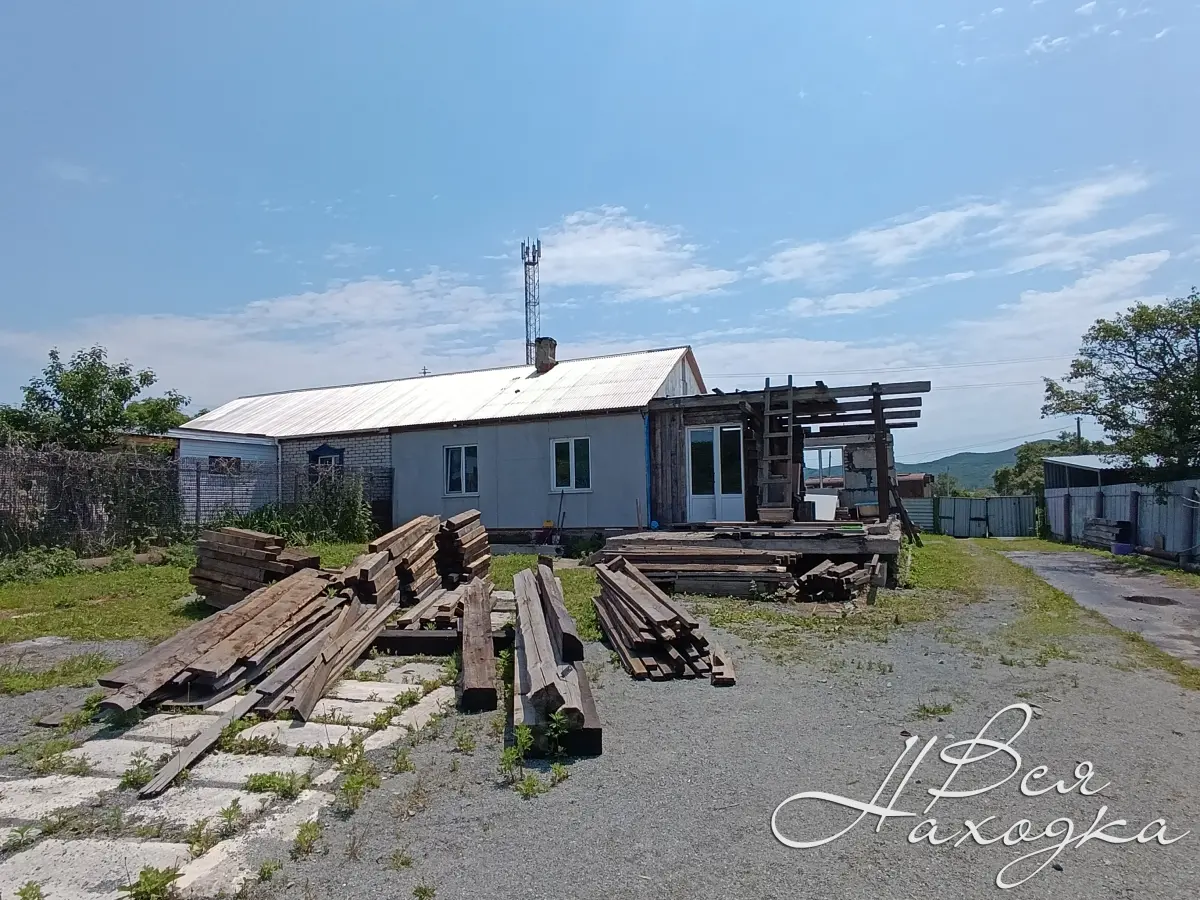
173 339 704 532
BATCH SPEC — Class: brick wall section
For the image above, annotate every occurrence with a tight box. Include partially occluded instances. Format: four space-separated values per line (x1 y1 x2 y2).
279 432 392 500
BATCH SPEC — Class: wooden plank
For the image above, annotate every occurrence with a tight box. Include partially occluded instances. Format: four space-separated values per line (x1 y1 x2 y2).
708 640 736 686
460 580 498 712
514 570 580 724
359 551 394 581
445 509 482 531
194 553 271 582
189 568 267 592
293 599 358 720
593 596 648 679
195 540 277 562
138 690 261 798
369 515 434 554
535 562 583 662
209 528 282 550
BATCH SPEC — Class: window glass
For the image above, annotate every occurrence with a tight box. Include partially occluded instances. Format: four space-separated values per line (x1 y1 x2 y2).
689 428 715 495
464 445 479 493
445 446 462 493
719 426 742 494
573 438 590 489
553 440 571 488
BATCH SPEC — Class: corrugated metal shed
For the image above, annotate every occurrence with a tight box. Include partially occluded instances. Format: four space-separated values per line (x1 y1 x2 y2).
183 347 700 439
1042 454 1128 471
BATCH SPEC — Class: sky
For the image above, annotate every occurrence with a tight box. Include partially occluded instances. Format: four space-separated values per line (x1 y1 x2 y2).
1 1 1197 465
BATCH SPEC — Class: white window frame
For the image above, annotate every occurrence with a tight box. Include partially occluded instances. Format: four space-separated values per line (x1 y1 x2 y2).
550 436 592 493
443 443 479 496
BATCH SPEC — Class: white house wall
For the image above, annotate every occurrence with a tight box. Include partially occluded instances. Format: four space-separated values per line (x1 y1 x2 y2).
391 412 648 530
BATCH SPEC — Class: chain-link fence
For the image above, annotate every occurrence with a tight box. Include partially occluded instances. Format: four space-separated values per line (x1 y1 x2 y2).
0 449 393 556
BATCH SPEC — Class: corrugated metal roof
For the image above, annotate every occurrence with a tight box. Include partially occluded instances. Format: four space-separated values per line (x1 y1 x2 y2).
1042 454 1130 471
183 347 696 439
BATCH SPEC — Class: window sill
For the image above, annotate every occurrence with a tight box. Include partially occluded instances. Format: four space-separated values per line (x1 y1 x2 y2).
443 493 480 499
550 488 594 494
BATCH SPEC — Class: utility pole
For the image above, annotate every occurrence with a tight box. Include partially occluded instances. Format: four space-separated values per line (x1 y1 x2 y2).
420 366 430 377
522 238 542 365
1076 416 1083 454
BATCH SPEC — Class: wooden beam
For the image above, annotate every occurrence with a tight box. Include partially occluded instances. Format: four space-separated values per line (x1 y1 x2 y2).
460 580 498 712
651 380 932 411
792 409 921 426
371 628 512 656
872 389 891 518
802 422 918 437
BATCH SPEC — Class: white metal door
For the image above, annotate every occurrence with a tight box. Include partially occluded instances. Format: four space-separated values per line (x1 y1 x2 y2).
686 424 744 522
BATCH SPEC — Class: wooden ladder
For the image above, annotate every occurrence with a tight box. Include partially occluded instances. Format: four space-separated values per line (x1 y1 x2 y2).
758 376 796 523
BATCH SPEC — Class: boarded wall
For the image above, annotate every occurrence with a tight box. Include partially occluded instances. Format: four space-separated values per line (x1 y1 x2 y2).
1045 480 1200 556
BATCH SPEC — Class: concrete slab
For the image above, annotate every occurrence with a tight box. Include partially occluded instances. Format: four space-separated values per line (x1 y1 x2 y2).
326 679 423 703
0 838 191 900
362 685 456 751
201 696 244 715
175 790 333 897
0 775 120 821
239 720 366 752
129 786 269 828
62 738 168 777
124 713 216 744
309 698 394 726
189 753 318 787
381 662 445 684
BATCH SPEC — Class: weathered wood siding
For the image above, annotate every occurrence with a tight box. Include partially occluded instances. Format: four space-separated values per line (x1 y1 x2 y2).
650 402 757 526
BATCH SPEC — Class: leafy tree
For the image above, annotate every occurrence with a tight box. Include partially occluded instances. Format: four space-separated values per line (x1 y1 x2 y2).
0 346 190 451
992 432 1109 496
1043 289 1200 483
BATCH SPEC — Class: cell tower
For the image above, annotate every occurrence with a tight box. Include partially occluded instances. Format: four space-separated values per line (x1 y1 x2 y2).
522 238 541 365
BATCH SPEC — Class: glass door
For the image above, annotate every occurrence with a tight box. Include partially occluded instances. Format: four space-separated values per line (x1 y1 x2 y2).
686 424 744 522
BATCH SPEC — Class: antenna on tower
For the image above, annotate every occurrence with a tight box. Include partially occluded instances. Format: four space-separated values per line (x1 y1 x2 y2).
521 238 541 365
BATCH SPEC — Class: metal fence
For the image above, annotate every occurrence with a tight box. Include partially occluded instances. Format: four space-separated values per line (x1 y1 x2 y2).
904 495 1037 537
0 448 393 556
1045 480 1200 557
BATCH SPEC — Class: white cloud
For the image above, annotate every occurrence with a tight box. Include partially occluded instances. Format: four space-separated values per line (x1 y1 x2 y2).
41 160 107 185
1076 2 1096 14
1013 170 1149 232
760 242 833 283
1027 34 1072 53
323 242 377 267
1152 26 1172 40
538 206 737 301
790 289 903 317
1004 217 1167 272
844 203 1003 267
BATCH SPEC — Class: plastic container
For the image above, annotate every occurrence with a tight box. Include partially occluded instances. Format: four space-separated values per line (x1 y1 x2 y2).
1111 542 1133 556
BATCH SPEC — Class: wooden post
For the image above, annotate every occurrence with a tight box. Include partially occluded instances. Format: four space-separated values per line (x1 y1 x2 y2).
1064 493 1072 543
1129 490 1140 546
871 387 891 519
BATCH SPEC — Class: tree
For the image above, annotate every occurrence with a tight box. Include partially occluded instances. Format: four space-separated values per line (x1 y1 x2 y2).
1043 289 1200 483
0 346 190 451
992 432 1110 496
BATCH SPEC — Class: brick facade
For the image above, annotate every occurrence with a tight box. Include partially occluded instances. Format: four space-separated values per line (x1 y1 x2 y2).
278 432 392 501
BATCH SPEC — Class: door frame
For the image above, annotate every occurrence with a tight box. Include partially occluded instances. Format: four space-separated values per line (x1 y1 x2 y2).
685 422 745 522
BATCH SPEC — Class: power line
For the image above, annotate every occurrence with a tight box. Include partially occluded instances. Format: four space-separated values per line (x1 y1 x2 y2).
928 380 1044 391
707 354 1072 379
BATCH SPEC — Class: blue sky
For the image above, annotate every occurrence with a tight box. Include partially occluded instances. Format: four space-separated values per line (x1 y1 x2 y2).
1 0 1196 463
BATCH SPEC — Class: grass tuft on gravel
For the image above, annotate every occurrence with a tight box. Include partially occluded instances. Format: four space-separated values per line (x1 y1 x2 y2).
0 652 115 694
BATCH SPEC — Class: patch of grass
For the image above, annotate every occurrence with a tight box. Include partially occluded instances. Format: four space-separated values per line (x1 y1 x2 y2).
57 691 106 732
16 881 45 900
489 555 601 641
549 762 569 786
515 772 546 799
391 746 414 774
0 547 82 585
332 737 381 814
390 848 414 869
244 770 311 799
914 701 953 719
117 866 181 900
452 726 476 754
120 749 163 790
217 797 243 836
292 820 323 858
184 817 218 856
302 542 369 569
258 860 282 882
413 884 436 900
0 564 205 644
1 653 116 696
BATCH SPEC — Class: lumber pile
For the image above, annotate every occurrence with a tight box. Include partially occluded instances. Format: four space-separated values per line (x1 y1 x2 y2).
96 566 401 797
513 563 601 756
394 583 467 630
1082 517 1133 548
597 545 797 598
459 578 497 712
436 509 491 587
190 528 319 609
594 557 733 684
797 558 873 603
368 515 442 601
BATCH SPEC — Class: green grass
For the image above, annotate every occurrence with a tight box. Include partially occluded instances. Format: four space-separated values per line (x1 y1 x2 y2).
489 554 600 641
0 653 115 695
0 564 207 645
975 537 1200 590
301 542 368 569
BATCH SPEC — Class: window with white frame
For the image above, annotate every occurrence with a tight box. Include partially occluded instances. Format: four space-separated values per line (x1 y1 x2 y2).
551 437 591 491
444 444 478 495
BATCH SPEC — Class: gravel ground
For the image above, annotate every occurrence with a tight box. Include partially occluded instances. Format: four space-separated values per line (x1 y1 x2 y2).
0 637 148 776
244 590 1200 900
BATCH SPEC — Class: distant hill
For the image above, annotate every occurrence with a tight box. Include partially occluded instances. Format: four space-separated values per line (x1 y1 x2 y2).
817 446 1020 490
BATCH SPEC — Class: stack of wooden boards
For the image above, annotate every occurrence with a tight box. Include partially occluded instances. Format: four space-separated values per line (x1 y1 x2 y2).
96 565 400 797
797 556 881 603
593 556 735 685
1082 517 1133 549
596 544 797 597
436 509 491 588
394 583 467 630
364 515 442 602
513 561 600 756
190 528 319 609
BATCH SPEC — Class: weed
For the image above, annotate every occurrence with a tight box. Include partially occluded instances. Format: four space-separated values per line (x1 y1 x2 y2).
5 824 39 850
391 746 415 774
117 866 182 900
488 714 505 739
345 828 362 861
496 649 514 696
515 773 545 799
514 724 533 768
497 747 520 783
453 726 476 754
549 762 569 786
395 780 429 819
135 823 166 839
257 860 282 882
334 739 381 813
310 710 355 728
217 797 243 836
915 702 953 720
545 710 568 758
34 748 92 776
1015 690 1034 699
419 677 443 694
413 884 436 900
217 715 280 755
449 757 460 773
244 770 311 800
292 820 323 858
16 882 44 900
368 708 395 731
0 654 116 697
185 817 217 857
443 651 461 685
390 848 414 869
0 546 81 585
352 666 387 683
120 749 159 790
57 691 106 733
